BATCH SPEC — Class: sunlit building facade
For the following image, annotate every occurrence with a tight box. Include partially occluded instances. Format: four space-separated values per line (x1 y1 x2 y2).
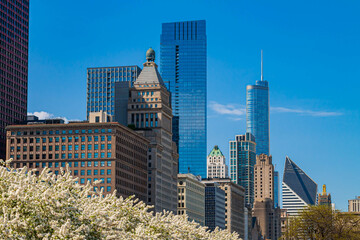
160 20 207 177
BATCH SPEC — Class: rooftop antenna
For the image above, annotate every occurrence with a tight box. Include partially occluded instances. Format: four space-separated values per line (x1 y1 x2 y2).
261 49 263 81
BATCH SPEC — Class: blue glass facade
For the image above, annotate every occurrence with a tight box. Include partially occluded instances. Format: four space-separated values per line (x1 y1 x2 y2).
246 80 269 155
274 171 279 208
160 20 207 177
229 133 256 206
87 66 141 122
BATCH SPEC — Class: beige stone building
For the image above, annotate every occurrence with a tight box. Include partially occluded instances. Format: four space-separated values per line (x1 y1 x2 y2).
317 184 331 206
177 173 205 225
201 178 245 238
349 196 360 212
207 145 228 178
6 119 149 202
254 154 274 202
127 48 178 213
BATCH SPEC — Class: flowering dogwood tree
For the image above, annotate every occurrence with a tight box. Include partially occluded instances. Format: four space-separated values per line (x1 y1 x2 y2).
0 160 241 239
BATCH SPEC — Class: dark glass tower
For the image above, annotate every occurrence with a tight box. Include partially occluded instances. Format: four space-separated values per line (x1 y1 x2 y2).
246 52 269 155
160 20 207 177
282 156 317 215
0 0 29 159
229 133 256 206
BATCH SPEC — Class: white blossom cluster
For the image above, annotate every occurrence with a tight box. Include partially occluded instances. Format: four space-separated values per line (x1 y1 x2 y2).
0 159 241 239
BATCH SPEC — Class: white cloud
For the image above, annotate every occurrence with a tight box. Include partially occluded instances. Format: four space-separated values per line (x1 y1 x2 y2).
209 101 343 118
270 107 343 117
27 111 81 123
209 101 246 116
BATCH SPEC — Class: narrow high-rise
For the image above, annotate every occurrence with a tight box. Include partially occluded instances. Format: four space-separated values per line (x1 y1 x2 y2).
128 48 178 213
0 0 29 159
282 156 317 216
229 133 256 206
160 20 207 177
254 154 274 202
246 51 269 155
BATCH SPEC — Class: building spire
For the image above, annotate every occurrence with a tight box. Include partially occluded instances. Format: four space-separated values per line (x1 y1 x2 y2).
261 49 263 81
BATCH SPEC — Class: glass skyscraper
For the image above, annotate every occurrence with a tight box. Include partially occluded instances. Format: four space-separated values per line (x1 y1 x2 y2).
246 79 269 155
282 156 317 216
0 0 29 159
160 20 207 177
229 133 256 206
86 66 141 124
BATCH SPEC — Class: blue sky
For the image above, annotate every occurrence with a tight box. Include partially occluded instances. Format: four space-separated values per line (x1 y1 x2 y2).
28 0 360 210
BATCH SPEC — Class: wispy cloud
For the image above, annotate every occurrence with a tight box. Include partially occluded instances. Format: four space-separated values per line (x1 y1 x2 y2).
28 111 81 123
209 101 343 118
270 107 343 117
209 101 246 116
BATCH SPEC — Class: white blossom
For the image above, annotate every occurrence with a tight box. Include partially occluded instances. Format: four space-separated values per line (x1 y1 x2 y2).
0 159 241 239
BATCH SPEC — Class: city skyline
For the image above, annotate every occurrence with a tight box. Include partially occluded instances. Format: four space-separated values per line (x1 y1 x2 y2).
27 0 359 211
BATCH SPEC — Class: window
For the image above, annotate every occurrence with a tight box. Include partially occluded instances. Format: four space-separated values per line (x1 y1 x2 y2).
81 153 85 158
81 170 85 176
61 162 66 167
68 153 72 159
94 152 98 158
75 137 79 142
107 153 111 158
100 178 105 183
81 136 85 142
88 153 92 158
94 161 98 167
107 136 111 141
75 145 79 150
100 161 105 167
80 178 85 184
42 162 46 168
61 145 66 151
48 162 53 168
101 153 105 158
101 136 105 141
55 137 59 143
74 170 78 176
87 178 91 183
55 145 59 151
42 138 46 143
68 145 73 151
81 145 85 150
101 144 105 150
94 169 98 175
68 137 72 142
55 171 59 175
81 161 85 167
107 169 111 175
61 154 66 159
106 178 111 183
88 144 92 150
106 186 111 192
94 136 98 141
74 162 78 167
36 138 40 143
55 162 59 168
62 137 66 142
107 144 111 150
94 144 98 150
68 162 72 167
100 169 105 175
87 170 91 175
88 136 92 142
107 161 111 167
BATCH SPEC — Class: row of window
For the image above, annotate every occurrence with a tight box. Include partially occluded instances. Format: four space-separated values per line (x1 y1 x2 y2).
14 160 112 168
11 143 111 152
11 128 112 136
10 152 112 160
10 135 112 144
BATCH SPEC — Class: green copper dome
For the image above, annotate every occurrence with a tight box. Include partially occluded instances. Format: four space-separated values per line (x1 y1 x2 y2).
146 47 155 62
208 145 224 157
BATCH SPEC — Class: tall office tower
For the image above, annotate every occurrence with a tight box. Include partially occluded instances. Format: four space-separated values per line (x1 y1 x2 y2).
86 66 142 125
254 154 274 202
6 116 149 202
202 178 245 238
207 145 228 178
202 181 225 231
229 133 256 206
348 196 360 212
160 20 207 177
177 173 205 225
128 48 178 213
0 0 29 159
246 51 269 155
317 184 331 206
282 156 317 216
274 171 279 208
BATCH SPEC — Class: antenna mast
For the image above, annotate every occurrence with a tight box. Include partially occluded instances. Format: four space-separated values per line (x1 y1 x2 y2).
261 49 263 81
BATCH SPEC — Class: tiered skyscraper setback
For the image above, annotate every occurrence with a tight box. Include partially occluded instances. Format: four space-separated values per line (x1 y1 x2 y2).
282 156 317 216
207 145 228 178
0 0 29 159
160 20 207 177
127 48 178 213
